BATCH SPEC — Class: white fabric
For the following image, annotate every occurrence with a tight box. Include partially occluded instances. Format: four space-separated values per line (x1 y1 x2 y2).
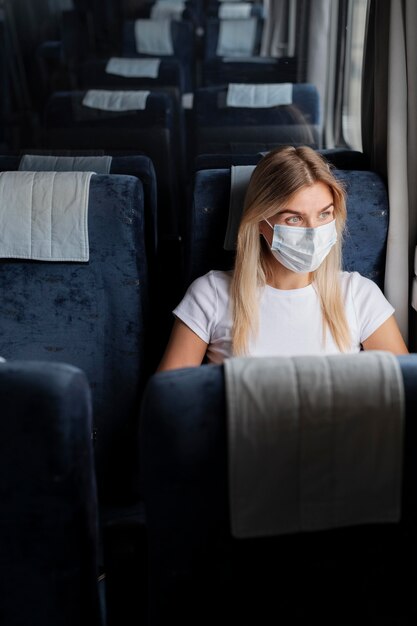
173 270 395 364
150 1 185 20
181 92 194 109
134 19 174 56
216 18 257 57
0 171 93 262
225 352 404 538
82 90 150 111
219 3 252 19
226 82 293 107
105 57 161 78
19 154 112 174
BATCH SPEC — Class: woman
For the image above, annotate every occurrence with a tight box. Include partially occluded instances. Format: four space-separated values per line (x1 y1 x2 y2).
158 146 408 370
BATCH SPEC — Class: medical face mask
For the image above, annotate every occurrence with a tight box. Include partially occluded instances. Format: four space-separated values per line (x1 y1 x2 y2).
264 218 338 273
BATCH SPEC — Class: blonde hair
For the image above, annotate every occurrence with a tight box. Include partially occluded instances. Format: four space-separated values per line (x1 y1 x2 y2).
231 146 351 355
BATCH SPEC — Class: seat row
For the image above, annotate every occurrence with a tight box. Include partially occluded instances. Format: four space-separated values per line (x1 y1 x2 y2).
1 154 417 624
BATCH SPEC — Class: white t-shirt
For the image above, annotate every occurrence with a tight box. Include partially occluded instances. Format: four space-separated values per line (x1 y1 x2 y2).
173 270 395 364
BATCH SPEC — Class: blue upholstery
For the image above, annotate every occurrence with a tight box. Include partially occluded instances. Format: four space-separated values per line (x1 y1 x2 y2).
79 57 186 94
185 167 389 289
194 84 321 154
202 56 297 87
0 361 101 626
43 90 185 237
0 175 149 504
141 354 417 625
204 17 264 60
122 20 196 92
0 153 158 265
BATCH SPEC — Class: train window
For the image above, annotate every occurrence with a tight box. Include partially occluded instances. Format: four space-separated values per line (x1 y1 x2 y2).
342 0 368 150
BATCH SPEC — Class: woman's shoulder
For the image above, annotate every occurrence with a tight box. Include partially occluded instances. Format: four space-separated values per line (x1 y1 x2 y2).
338 271 391 309
188 269 232 293
338 270 381 291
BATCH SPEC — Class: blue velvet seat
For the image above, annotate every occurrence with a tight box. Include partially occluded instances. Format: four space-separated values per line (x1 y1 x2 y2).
43 90 185 237
193 83 321 155
0 361 102 626
141 355 417 625
122 19 196 93
185 166 388 288
205 1 265 19
0 174 149 505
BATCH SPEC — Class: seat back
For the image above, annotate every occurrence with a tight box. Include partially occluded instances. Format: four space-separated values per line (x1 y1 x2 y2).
204 16 264 60
0 174 149 503
122 19 196 92
43 90 184 237
194 84 321 154
141 355 417 625
0 361 101 626
0 153 158 265
185 167 389 288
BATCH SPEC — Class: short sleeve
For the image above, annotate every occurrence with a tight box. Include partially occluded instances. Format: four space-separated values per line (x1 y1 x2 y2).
173 272 218 343
349 272 395 342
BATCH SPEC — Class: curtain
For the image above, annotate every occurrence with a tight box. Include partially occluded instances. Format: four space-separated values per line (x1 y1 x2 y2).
362 0 417 346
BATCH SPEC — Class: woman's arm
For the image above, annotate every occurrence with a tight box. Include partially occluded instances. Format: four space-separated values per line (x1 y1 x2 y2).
157 319 209 372
362 314 408 354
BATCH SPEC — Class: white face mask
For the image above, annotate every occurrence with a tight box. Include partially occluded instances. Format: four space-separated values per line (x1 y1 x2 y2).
264 218 338 273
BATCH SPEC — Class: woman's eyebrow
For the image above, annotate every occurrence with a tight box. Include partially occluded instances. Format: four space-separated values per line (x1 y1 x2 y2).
278 203 334 215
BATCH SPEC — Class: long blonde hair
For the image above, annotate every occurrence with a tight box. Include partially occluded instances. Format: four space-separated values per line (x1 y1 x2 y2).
231 146 350 355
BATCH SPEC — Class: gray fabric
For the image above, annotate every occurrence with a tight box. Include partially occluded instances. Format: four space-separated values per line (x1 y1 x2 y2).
216 18 257 57
19 154 112 175
150 2 185 19
105 57 161 78
226 83 293 107
223 164 255 250
225 352 405 538
134 19 174 56
82 90 150 111
0 171 93 261
219 3 252 19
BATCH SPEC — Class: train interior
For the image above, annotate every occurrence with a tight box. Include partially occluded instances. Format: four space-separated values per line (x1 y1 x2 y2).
1 0 417 624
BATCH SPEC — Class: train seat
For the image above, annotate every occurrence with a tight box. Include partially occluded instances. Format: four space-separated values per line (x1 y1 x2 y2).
0 153 158 266
43 89 185 238
193 83 321 156
203 16 264 60
122 19 196 92
0 360 102 626
185 166 388 288
140 353 417 625
0 172 149 504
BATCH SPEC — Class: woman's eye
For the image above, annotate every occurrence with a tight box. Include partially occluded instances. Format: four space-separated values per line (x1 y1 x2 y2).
286 216 301 224
320 211 332 219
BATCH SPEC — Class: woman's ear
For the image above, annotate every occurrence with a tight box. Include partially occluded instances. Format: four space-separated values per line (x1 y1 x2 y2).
259 220 272 246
